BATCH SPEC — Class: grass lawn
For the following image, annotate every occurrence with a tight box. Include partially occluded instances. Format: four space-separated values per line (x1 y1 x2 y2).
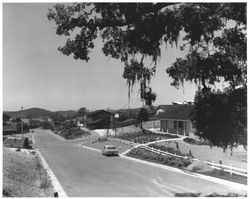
197 170 247 185
159 140 247 170
126 147 247 185
114 130 179 144
115 120 160 135
3 147 54 197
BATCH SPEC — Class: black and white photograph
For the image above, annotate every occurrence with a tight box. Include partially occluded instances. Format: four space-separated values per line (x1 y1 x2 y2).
2 2 247 197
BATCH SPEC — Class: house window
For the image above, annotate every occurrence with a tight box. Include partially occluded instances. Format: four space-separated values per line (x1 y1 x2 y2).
192 122 196 129
174 121 177 129
178 121 184 129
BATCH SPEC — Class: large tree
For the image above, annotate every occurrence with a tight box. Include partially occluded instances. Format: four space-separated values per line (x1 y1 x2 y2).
47 3 246 149
77 107 87 116
136 107 149 134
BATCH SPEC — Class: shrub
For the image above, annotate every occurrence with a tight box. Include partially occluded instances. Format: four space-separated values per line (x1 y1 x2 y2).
149 144 187 158
183 137 210 145
175 192 201 197
3 188 12 197
40 170 52 190
206 193 246 197
23 137 30 149
167 160 175 166
116 131 179 143
127 148 192 168
188 150 193 158
60 127 90 139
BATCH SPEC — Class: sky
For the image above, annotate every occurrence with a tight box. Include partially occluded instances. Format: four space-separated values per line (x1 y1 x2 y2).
3 3 199 112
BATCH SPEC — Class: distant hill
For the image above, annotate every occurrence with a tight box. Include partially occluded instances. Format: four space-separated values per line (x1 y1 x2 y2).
4 108 77 120
51 110 77 119
4 108 52 119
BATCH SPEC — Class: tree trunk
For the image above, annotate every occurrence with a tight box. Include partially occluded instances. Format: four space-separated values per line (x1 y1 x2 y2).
140 122 145 134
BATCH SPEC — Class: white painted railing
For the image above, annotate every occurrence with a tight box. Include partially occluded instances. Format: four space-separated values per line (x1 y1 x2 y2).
203 160 247 177
109 137 247 177
141 137 186 146
140 145 247 177
139 145 189 159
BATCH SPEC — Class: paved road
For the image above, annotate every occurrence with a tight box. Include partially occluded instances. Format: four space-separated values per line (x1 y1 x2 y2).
33 129 246 197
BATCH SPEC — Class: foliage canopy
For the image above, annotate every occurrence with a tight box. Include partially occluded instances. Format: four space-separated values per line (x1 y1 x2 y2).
48 3 247 149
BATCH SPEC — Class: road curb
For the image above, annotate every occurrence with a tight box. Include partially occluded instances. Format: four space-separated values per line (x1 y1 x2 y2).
32 132 68 198
79 143 247 193
120 155 248 192
35 149 68 197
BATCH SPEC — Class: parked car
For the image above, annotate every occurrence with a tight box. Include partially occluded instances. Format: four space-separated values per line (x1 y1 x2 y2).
30 150 36 155
102 145 119 156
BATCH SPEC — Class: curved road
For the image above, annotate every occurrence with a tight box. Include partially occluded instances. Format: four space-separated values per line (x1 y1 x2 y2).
33 129 246 197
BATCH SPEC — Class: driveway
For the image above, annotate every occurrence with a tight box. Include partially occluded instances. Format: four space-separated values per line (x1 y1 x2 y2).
33 129 246 197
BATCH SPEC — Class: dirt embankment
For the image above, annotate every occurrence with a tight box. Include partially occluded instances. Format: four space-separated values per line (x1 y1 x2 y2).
3 147 54 197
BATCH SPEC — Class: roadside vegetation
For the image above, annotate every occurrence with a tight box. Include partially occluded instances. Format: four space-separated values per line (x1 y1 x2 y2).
3 134 33 149
3 148 53 197
114 130 179 143
183 137 210 146
126 142 247 185
174 192 247 197
148 143 194 158
58 127 90 139
53 120 90 139
127 147 192 169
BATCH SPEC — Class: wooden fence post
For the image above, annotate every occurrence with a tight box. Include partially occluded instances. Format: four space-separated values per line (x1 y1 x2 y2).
219 160 222 170
211 160 214 170
230 164 233 175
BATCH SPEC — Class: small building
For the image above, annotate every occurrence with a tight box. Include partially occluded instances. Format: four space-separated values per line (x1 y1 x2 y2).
21 118 30 124
3 122 18 135
154 104 196 138
87 110 114 130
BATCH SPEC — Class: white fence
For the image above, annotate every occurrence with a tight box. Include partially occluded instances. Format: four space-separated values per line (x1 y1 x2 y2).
203 160 247 177
140 145 189 159
139 145 247 177
109 137 247 177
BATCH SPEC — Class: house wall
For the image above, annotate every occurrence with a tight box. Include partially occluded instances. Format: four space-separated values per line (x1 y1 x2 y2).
186 121 197 138
160 119 196 137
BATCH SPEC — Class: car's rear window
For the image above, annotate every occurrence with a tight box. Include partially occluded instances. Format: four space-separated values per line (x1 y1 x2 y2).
107 146 116 149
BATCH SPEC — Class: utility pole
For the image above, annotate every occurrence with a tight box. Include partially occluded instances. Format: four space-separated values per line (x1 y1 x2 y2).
21 106 24 139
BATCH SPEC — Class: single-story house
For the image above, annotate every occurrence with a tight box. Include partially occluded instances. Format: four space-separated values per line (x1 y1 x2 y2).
87 110 114 130
154 104 196 138
3 122 18 135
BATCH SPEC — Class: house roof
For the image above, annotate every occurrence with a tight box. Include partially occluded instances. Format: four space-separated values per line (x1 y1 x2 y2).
87 110 114 116
154 104 194 120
